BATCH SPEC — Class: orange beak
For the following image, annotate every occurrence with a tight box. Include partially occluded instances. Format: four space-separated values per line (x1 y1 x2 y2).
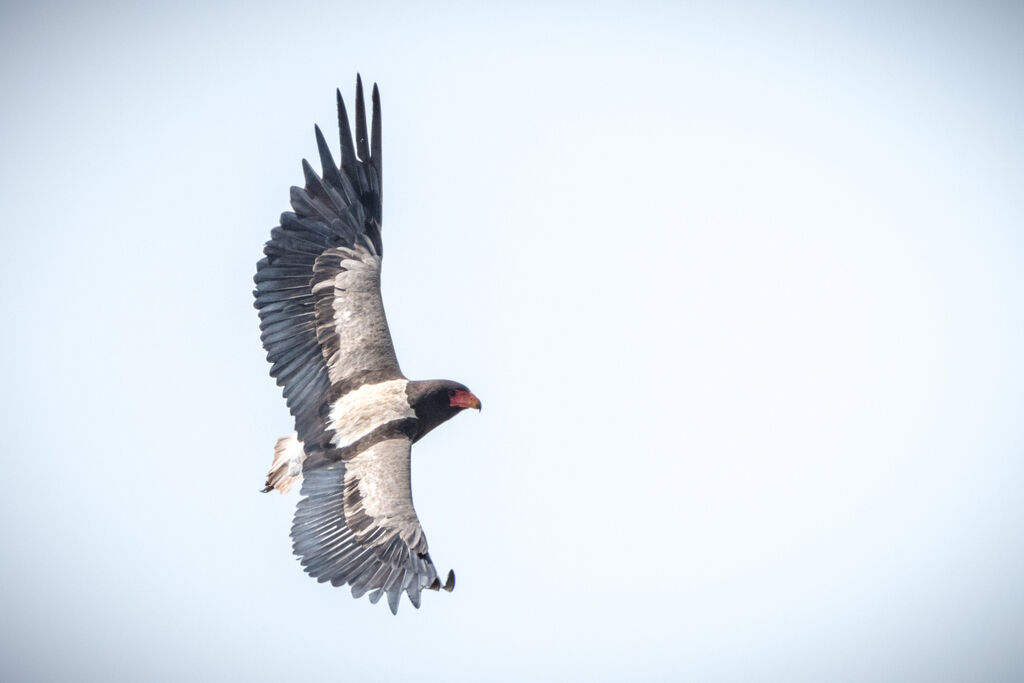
450 390 482 411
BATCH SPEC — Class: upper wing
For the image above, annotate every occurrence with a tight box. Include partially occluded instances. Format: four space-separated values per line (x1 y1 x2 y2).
292 438 455 614
254 76 401 452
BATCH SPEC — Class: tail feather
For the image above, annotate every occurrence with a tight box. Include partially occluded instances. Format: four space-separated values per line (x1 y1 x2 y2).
263 432 306 494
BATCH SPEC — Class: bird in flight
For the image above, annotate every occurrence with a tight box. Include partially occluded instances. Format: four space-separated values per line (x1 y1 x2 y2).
254 76 481 614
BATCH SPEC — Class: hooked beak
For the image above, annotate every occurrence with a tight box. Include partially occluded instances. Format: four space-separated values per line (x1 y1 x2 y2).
450 390 482 411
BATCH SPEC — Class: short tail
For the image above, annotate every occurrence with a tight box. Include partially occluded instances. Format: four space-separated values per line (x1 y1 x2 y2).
262 432 306 494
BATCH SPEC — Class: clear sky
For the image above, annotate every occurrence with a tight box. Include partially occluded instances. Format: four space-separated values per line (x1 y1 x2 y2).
1 1 1023 680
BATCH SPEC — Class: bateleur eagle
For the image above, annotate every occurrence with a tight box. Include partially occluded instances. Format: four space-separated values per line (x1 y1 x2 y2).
254 76 480 614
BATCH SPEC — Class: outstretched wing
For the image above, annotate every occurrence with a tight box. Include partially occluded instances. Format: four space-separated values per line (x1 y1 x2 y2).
292 438 455 614
254 76 400 453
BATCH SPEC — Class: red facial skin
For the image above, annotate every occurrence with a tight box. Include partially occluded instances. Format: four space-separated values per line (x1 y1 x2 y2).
449 390 482 410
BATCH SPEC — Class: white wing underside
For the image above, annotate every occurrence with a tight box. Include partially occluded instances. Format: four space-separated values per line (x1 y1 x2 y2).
312 245 402 389
343 437 427 552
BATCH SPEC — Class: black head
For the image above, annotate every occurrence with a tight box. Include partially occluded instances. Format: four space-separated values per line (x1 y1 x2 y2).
405 380 481 442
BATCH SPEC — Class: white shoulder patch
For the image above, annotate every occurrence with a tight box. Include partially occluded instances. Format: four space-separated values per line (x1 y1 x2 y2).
328 379 414 448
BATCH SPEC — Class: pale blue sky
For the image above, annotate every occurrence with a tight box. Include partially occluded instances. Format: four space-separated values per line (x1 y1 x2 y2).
1 2 1023 680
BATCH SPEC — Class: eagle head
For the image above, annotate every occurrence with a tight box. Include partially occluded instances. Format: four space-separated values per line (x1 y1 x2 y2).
406 379 481 442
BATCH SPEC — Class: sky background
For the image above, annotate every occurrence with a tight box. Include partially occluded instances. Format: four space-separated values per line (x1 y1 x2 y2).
1 1 1023 680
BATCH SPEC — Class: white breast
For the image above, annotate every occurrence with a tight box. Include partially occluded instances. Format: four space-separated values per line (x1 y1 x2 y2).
327 379 414 448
